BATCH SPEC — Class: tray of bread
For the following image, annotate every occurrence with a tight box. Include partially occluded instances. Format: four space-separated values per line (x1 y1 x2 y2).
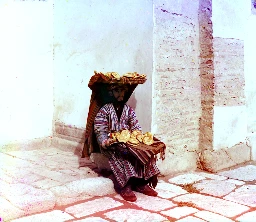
108 129 165 156
110 130 153 146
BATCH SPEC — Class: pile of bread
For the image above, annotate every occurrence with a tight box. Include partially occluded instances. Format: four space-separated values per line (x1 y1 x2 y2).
110 130 154 146
104 72 146 80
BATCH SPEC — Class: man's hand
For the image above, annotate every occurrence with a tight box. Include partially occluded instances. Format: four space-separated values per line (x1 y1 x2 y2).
101 138 115 149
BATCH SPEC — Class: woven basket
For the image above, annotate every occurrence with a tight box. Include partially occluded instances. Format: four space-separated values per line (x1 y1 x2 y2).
88 71 147 90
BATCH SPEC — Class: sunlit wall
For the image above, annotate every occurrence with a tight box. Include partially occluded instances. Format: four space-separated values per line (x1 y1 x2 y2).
0 0 53 145
53 0 153 131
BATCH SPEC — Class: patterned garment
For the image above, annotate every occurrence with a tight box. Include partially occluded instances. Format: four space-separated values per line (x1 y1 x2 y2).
94 103 160 188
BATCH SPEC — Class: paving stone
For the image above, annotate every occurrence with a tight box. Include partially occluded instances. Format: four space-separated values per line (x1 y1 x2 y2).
0 183 33 197
176 216 206 222
55 195 92 207
2 166 40 185
31 178 63 189
9 154 43 164
29 167 77 183
0 155 32 169
51 184 91 206
121 192 176 211
11 210 74 222
72 167 99 175
75 217 109 222
219 165 256 181
38 148 67 155
0 172 15 183
173 193 249 217
193 180 236 197
226 179 245 185
29 167 65 178
15 173 44 184
169 173 205 185
155 181 188 198
0 179 8 189
236 210 256 222
0 153 23 166
161 206 199 219
50 185 80 197
105 209 168 222
58 169 77 175
57 168 98 180
6 150 40 158
0 196 25 221
45 161 64 169
224 185 256 207
66 177 115 196
196 172 227 180
65 197 123 218
194 211 234 222
4 168 31 178
7 188 56 215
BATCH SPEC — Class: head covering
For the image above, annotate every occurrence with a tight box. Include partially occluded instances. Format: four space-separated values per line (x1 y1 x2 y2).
82 71 147 157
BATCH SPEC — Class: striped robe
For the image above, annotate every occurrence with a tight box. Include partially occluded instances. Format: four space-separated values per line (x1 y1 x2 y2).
94 103 160 188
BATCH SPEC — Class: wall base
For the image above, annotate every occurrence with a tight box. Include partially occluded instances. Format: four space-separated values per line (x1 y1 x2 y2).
51 137 83 157
0 137 52 152
157 151 198 176
247 135 256 161
199 143 251 172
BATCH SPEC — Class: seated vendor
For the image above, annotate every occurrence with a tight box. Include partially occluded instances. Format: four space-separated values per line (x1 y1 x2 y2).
94 83 160 202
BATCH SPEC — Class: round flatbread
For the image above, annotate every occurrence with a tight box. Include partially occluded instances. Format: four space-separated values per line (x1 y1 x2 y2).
128 137 139 145
117 129 131 143
143 136 153 145
136 134 143 143
123 72 136 78
111 72 120 80
144 132 153 139
131 130 142 137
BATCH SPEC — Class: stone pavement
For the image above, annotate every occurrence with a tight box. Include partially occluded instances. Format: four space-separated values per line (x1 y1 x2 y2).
1 147 256 222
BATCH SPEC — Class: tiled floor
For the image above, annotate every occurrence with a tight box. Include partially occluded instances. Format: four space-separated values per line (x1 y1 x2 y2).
1 147 256 221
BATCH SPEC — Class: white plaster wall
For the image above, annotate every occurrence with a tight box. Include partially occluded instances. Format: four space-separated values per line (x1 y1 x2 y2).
212 0 251 40
213 106 247 149
245 10 256 160
212 0 252 150
53 0 153 131
0 1 53 145
244 13 256 134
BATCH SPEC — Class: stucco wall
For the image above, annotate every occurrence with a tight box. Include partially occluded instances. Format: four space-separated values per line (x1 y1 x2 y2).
0 0 53 146
212 0 251 150
153 0 201 174
245 4 256 160
53 0 153 132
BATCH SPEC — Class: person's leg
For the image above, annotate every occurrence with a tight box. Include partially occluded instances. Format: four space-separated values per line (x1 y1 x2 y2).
132 177 158 197
119 178 137 202
130 159 160 196
108 155 138 201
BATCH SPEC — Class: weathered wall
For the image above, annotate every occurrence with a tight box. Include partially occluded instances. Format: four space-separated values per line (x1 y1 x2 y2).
53 0 153 134
152 0 201 174
245 2 256 160
198 0 215 155
213 38 247 150
0 0 53 146
199 0 253 172
212 0 250 150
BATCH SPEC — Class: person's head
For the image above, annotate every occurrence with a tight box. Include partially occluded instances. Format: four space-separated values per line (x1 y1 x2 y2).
108 84 128 102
